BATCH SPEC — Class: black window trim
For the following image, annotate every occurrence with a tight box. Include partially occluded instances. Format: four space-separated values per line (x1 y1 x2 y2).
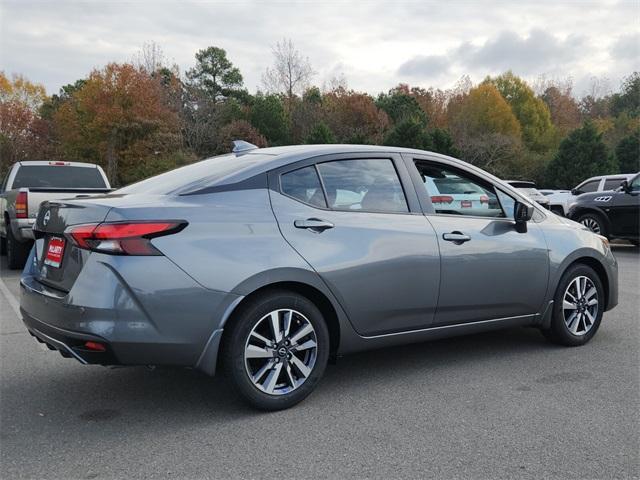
270 152 421 215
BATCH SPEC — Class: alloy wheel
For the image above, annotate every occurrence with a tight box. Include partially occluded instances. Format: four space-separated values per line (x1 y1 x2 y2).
580 217 601 234
562 276 599 336
244 309 318 395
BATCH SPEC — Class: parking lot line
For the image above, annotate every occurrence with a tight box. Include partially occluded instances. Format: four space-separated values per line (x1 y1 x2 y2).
0 274 20 319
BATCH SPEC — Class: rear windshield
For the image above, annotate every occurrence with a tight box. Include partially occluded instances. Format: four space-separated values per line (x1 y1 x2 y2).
116 153 270 195
12 165 107 189
433 178 484 194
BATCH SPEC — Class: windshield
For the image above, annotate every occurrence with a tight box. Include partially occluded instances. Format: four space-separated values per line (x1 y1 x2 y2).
116 153 270 195
12 166 107 189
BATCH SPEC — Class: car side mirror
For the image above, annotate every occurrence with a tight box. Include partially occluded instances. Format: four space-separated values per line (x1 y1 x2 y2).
571 188 581 196
620 180 630 193
514 201 533 233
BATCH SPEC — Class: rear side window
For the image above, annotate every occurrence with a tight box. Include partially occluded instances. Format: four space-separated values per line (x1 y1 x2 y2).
577 180 600 193
603 178 625 190
281 166 327 208
12 166 107 189
316 159 408 213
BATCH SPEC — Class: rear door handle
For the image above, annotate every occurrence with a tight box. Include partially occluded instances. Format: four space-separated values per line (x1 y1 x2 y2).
442 231 471 244
294 218 335 232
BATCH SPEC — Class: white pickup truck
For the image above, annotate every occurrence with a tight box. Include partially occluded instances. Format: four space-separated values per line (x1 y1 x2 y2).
0 161 112 269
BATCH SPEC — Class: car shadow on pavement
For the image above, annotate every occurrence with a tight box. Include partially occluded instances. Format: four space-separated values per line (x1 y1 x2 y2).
3 325 555 427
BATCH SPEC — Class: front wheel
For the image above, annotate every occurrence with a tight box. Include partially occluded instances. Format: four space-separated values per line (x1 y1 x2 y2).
222 290 330 411
542 264 604 346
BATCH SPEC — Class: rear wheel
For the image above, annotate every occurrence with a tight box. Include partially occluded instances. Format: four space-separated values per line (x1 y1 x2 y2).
222 290 330 410
577 212 607 237
6 228 31 270
542 264 604 346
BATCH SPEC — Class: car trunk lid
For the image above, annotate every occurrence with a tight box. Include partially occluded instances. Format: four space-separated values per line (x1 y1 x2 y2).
32 200 114 293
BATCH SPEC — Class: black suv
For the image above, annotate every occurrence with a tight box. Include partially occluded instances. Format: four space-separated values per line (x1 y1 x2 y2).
568 173 640 245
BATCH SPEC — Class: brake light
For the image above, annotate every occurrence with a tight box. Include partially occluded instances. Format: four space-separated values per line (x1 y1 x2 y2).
67 221 186 255
430 195 454 204
48 161 70 166
15 191 28 218
480 195 489 204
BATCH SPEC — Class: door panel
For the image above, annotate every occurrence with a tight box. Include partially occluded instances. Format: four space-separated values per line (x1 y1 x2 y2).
426 215 549 325
270 190 441 336
406 155 549 326
606 191 639 237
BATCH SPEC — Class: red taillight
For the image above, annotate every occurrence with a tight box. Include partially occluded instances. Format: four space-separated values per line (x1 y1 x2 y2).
430 195 454 204
480 195 489 205
48 161 69 166
84 341 106 352
15 191 28 218
67 221 185 255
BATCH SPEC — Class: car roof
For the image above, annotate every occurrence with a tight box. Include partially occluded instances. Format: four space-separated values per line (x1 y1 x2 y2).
16 161 99 168
580 173 638 183
196 144 464 187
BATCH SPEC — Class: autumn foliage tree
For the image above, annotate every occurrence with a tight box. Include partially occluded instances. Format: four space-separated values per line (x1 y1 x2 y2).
53 63 182 185
322 88 389 144
0 72 51 174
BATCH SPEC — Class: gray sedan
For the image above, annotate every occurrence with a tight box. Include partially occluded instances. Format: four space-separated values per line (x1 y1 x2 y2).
20 143 618 410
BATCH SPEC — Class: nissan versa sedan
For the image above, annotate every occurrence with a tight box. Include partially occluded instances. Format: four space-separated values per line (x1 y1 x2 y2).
20 143 618 410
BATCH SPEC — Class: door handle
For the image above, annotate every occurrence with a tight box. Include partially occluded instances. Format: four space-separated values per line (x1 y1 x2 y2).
294 218 335 232
442 231 471 244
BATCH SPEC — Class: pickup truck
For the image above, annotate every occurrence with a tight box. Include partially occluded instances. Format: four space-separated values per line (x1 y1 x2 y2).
1 161 112 269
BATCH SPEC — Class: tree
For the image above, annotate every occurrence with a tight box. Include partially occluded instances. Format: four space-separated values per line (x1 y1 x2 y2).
615 130 640 173
430 128 459 157
321 88 389 144
262 39 314 100
186 47 245 101
216 120 267 154
448 83 522 172
0 72 47 111
540 85 581 136
383 117 431 149
53 63 182 185
250 93 288 145
611 72 640 117
376 85 427 125
484 72 555 152
0 72 51 174
545 121 618 188
305 122 335 144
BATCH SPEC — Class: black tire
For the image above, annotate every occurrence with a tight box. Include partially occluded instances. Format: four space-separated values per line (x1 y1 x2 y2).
541 264 604 346
222 289 330 411
6 227 31 270
577 212 608 237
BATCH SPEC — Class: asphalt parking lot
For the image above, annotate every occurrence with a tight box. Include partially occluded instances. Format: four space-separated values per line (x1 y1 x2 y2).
0 247 638 479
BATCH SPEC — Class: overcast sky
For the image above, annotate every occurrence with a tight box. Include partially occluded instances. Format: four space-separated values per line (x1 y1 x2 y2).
1 0 638 97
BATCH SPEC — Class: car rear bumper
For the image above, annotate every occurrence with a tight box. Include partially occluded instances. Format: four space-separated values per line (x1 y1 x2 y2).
10 218 35 241
20 251 241 370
